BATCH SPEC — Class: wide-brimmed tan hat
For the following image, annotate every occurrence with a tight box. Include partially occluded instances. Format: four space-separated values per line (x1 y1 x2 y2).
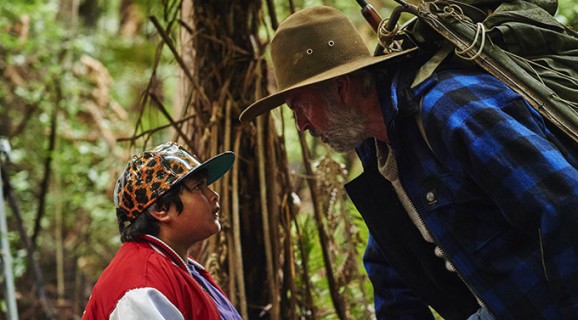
239 5 416 122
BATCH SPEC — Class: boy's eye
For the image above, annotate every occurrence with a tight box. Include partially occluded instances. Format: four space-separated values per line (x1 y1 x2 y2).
191 180 207 190
183 182 199 192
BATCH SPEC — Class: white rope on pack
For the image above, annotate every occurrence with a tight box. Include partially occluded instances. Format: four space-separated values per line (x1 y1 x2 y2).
442 3 463 17
443 3 474 23
377 17 400 51
455 22 486 60
432 2 484 60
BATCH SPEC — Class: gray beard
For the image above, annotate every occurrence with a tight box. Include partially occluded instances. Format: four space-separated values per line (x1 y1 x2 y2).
322 98 369 153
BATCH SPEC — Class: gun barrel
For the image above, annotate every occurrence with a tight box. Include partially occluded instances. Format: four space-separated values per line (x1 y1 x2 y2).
393 0 410 8
358 1 382 32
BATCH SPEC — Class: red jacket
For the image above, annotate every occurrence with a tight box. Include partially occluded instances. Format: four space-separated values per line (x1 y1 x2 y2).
82 236 226 319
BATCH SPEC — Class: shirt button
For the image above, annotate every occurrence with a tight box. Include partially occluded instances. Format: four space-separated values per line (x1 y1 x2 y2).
426 191 436 203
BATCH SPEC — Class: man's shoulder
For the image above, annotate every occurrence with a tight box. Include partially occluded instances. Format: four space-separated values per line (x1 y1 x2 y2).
420 68 518 115
432 67 503 90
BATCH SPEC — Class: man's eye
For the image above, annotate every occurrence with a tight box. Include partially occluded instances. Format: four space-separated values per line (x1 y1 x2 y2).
291 104 304 111
287 99 301 111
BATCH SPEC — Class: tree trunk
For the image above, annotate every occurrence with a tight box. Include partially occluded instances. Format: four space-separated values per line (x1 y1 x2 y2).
180 0 284 318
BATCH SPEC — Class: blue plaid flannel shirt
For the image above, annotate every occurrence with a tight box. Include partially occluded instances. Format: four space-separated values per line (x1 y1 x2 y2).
361 67 578 319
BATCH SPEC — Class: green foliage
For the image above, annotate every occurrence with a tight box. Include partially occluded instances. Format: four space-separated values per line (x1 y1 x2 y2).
556 0 578 29
0 0 162 299
0 0 193 315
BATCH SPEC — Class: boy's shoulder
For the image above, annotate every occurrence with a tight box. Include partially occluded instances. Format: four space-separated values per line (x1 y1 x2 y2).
96 241 182 288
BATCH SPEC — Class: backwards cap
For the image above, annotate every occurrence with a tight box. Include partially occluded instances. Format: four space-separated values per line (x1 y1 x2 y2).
114 142 235 225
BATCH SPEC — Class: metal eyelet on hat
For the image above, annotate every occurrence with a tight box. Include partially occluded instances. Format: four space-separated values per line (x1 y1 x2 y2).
328 40 335 46
306 48 313 55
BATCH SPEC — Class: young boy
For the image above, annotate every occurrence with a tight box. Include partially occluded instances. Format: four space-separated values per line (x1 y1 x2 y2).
82 142 241 319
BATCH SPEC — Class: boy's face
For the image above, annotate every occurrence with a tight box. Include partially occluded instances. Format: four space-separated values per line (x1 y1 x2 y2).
167 175 221 245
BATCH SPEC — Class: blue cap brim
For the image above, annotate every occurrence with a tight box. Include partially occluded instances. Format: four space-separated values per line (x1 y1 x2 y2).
192 151 235 185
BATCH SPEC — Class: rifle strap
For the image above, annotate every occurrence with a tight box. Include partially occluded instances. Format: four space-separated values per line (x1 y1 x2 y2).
415 96 433 153
412 43 453 88
411 44 454 152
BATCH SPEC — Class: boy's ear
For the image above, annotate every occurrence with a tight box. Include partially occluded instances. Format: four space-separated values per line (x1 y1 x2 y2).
148 206 171 222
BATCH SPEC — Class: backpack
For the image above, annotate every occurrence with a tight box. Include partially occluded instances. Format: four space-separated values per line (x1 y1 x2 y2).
371 0 578 145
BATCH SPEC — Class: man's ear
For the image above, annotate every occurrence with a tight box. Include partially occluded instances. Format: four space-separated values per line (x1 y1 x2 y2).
335 75 351 103
148 206 172 222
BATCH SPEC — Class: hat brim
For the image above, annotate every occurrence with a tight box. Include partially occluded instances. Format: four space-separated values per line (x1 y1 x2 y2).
239 47 417 122
183 151 235 186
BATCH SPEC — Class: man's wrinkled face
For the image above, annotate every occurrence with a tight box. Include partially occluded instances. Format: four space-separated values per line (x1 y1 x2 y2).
286 81 368 152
